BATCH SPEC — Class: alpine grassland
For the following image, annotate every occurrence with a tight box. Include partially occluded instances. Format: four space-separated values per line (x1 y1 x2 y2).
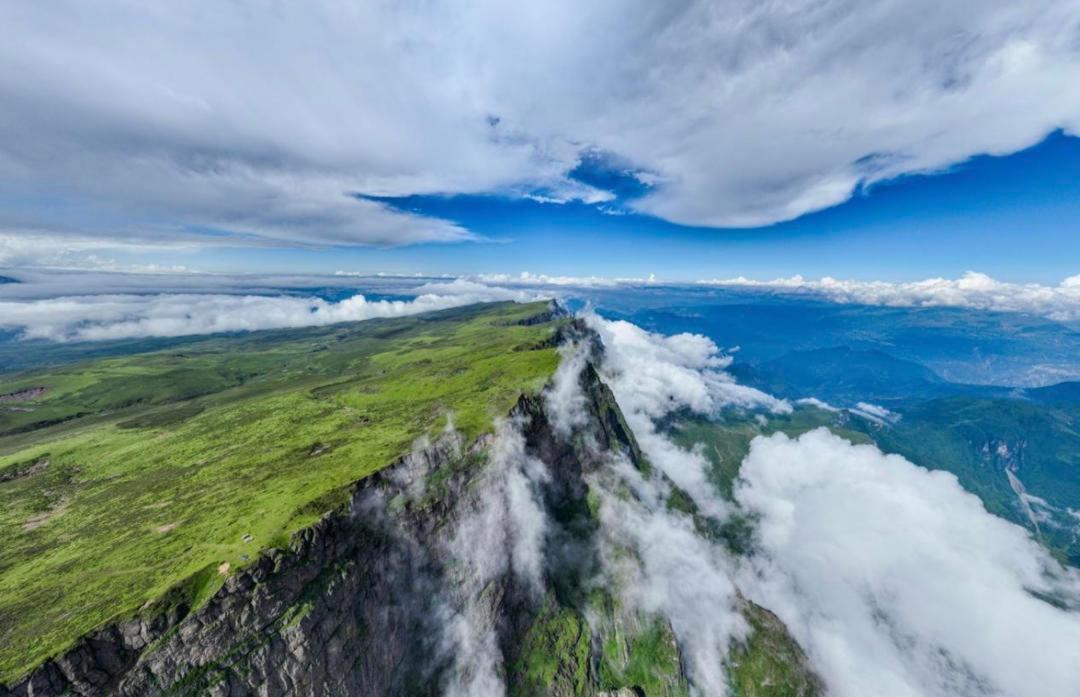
0 301 564 683
727 602 822 697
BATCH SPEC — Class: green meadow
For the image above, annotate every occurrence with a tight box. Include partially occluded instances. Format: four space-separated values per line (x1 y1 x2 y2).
0 301 563 684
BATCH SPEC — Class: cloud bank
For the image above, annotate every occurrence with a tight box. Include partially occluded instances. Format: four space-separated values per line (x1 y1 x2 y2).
0 269 458 300
2 0 1079 256
736 428 1080 697
584 313 790 420
0 280 543 342
700 272 1080 321
6 267 1080 344
473 272 657 288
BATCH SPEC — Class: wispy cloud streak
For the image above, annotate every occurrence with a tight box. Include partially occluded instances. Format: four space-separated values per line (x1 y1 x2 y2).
699 272 1080 321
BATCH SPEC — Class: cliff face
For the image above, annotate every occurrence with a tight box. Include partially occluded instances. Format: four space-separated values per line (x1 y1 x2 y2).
3 338 636 697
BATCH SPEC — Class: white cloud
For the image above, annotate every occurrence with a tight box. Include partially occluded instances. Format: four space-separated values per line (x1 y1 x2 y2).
335 270 456 279
544 340 592 438
410 278 543 301
0 268 475 300
439 416 553 697
447 417 551 597
0 231 207 271
472 272 657 288
591 456 745 695
0 280 543 341
736 428 1080 697
699 272 1080 321
584 311 788 522
540 314 1080 696
850 401 899 424
2 0 1079 250
795 397 840 413
475 272 619 287
584 312 790 421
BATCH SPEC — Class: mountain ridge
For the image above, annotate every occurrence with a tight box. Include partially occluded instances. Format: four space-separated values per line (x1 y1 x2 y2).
1 309 822 697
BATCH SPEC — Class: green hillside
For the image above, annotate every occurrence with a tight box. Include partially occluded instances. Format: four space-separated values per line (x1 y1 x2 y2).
865 397 1080 565
0 301 564 684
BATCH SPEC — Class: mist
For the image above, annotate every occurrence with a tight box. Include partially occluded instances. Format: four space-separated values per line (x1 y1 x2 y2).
736 428 1080 697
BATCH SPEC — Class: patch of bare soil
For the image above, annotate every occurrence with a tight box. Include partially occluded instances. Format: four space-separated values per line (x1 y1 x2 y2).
1 458 50 483
23 496 70 531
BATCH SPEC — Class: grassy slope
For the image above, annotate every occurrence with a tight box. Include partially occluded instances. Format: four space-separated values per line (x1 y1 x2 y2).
508 590 690 697
728 602 823 697
0 301 563 684
510 595 593 697
596 612 689 697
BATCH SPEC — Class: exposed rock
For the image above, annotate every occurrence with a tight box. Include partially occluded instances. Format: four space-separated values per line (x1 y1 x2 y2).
513 300 569 326
0 387 46 403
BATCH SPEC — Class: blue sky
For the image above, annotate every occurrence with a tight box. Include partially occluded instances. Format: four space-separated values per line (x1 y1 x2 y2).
2 1 1079 283
150 131 1080 282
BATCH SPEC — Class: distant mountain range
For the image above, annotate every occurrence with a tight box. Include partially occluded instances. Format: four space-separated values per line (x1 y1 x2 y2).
606 298 1080 387
729 346 1000 406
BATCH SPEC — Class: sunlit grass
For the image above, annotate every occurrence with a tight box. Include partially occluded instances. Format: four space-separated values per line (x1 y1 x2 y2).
0 301 563 684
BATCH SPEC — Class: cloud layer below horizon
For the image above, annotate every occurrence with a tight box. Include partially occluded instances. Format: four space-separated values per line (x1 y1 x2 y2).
2 0 1080 258
0 279 541 342
700 271 1080 321
2 268 1080 343
737 428 1080 697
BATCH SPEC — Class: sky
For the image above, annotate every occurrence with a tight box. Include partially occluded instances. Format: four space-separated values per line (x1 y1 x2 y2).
1 0 1079 282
